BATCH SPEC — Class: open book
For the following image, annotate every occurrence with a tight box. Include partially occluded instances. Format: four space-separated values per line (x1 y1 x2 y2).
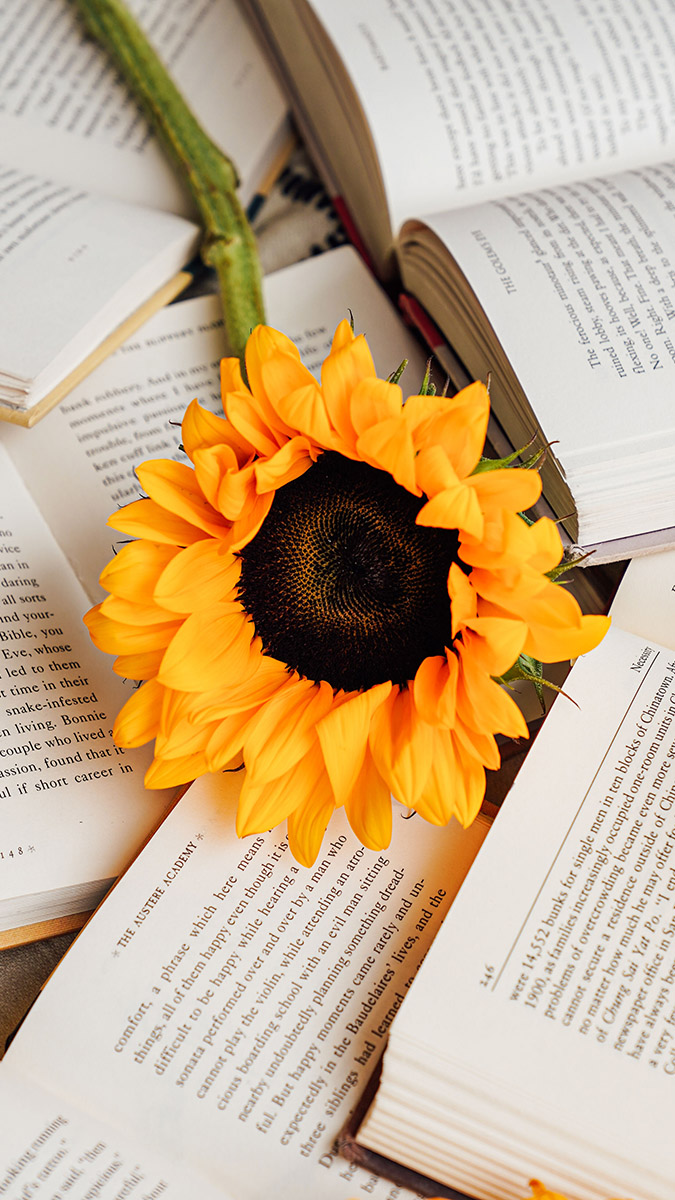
0 0 289 424
0 768 490 1200
0 246 428 947
348 550 675 1200
244 0 675 559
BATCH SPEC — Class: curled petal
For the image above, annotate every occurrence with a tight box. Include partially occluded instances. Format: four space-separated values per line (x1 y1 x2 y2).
447 562 478 636
254 436 315 493
413 653 458 727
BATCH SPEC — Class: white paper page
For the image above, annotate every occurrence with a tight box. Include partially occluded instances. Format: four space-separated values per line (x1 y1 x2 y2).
0 445 171 927
1 247 428 603
311 0 675 232
0 0 287 213
0 165 199 397
419 162 675 540
610 550 675 649
380 627 675 1195
0 1069 231 1200
4 771 488 1199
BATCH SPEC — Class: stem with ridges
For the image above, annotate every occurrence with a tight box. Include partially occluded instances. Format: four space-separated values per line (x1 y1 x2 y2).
72 0 265 368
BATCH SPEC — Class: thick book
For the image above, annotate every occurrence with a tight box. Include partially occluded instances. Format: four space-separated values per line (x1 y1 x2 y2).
0 0 290 423
244 0 675 560
0 246 432 946
348 549 675 1200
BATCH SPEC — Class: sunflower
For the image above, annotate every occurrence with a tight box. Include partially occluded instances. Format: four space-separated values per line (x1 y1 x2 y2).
85 321 609 866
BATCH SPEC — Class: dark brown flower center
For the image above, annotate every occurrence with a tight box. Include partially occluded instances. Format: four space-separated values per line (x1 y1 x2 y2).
237 452 460 692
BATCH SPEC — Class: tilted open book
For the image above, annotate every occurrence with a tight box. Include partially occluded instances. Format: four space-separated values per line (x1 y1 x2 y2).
245 0 675 559
0 0 289 423
0 246 429 947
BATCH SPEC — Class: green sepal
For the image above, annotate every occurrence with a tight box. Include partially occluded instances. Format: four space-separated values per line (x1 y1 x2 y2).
388 358 408 386
496 653 545 712
472 438 544 476
546 548 594 582
419 358 436 396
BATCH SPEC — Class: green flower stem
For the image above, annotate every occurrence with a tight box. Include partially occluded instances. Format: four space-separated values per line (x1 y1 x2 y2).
73 0 265 368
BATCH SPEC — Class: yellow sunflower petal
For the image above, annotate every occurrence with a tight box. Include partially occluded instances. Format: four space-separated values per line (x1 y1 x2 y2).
224 391 281 457
144 752 207 788
108 498 208 546
287 762 337 868
462 617 528 676
369 688 434 809
524 613 611 662
135 460 229 538
182 397 252 463
84 605 179 656
237 741 324 837
350 377 403 436
99 541 178 603
457 641 529 739
112 648 166 681
344 747 393 851
331 317 355 352
321 332 376 453
413 727 465 826
207 709 260 772
157 604 255 692
426 381 490 479
447 562 478 635
273 381 335 447
228 491 274 552
357 417 419 495
315 682 392 807
254 436 315 493
113 679 163 747
413 654 458 726
191 443 241 513
100 594 173 627
416 484 484 540
244 679 335 784
245 326 299 442
154 539 240 614
468 467 542 512
198 654 290 721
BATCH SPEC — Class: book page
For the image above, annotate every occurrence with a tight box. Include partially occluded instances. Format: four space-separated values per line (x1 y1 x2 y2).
610 550 675 648
4 770 489 1199
1 247 428 603
0 1070 230 1200
372 627 675 1196
0 165 199 404
0 0 287 212
411 161 675 543
311 0 675 230
0 445 171 929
